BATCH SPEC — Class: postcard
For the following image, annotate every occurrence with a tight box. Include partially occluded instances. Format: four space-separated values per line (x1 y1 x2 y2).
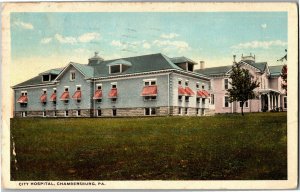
1 2 298 190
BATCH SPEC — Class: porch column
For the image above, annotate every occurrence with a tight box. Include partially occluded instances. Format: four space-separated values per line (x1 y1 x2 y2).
278 95 281 108
267 93 271 111
258 95 261 112
276 94 278 109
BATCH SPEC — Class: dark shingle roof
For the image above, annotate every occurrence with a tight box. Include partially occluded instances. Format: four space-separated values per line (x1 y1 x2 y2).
195 65 232 76
39 67 64 75
92 53 183 78
242 60 267 72
269 65 283 76
170 56 197 64
13 75 46 87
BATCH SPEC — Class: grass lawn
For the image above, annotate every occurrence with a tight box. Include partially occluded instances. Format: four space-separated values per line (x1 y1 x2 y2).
10 112 287 180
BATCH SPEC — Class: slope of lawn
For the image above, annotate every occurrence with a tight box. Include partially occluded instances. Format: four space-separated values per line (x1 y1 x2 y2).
10 112 287 180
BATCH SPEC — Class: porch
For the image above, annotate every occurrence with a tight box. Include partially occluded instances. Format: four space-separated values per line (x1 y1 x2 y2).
259 89 283 112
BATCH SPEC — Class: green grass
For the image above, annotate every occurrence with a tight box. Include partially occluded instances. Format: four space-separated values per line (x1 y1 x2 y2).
10 112 287 180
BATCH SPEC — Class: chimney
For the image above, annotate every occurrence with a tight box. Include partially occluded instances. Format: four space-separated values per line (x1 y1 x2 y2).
200 61 205 69
233 55 236 63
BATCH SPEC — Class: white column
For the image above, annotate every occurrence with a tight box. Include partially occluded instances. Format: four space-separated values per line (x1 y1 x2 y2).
267 93 271 111
278 95 281 108
258 95 261 112
276 95 278 108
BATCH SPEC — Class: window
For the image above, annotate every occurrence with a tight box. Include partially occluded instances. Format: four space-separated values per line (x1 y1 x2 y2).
111 98 117 102
70 71 76 81
110 65 121 74
20 103 27 107
54 89 57 93
178 107 182 115
50 74 58 81
21 111 27 117
185 96 189 102
112 109 117 116
144 96 156 101
64 87 69 92
97 84 102 90
96 99 102 103
202 84 205 89
211 94 214 105
97 109 102 117
185 108 188 115
240 101 249 108
77 110 81 116
53 101 57 105
178 80 182 85
196 97 200 103
77 99 81 103
283 96 287 108
42 75 50 82
196 83 200 89
224 79 229 90
21 91 27 96
178 95 182 101
76 86 81 91
43 111 46 117
54 111 57 117
111 83 117 89
224 96 231 107
197 108 200 115
144 79 156 86
64 100 69 104
65 110 69 117
185 81 189 86
43 89 47 94
145 108 156 116
202 98 206 105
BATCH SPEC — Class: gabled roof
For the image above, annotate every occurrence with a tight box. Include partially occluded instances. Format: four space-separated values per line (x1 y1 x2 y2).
71 63 94 78
39 68 64 75
242 60 267 72
92 53 183 78
269 65 283 76
195 65 232 76
170 56 197 64
13 75 54 88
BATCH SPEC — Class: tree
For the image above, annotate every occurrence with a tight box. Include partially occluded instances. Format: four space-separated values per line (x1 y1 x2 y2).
228 63 260 116
277 49 287 93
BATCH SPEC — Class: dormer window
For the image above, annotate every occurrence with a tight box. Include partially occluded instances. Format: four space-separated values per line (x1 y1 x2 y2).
110 65 121 74
42 75 50 82
70 71 76 81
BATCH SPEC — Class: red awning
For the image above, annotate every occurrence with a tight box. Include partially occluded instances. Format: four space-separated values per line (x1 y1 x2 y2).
197 90 210 98
60 91 69 100
17 95 28 103
40 94 47 103
72 90 82 100
197 90 205 97
93 89 103 99
178 86 187 96
50 93 56 101
108 88 118 98
141 85 158 96
185 87 195 96
202 90 210 97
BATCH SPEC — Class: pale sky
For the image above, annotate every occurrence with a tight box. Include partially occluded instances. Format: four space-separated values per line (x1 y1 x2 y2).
11 12 287 86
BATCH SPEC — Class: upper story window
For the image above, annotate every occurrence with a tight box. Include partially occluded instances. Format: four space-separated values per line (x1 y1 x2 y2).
64 87 69 92
144 79 156 86
21 91 27 96
76 85 81 91
185 81 189 86
178 80 182 85
97 84 102 90
53 88 57 93
196 83 200 89
111 82 117 89
202 84 205 90
224 78 229 90
70 71 76 81
110 65 121 74
43 89 47 94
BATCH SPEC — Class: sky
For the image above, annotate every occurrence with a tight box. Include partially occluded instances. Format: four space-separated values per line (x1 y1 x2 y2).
10 12 287 85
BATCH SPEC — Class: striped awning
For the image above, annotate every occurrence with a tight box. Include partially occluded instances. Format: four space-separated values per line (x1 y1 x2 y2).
60 91 69 100
197 90 210 98
40 94 47 103
184 87 195 96
50 93 56 101
141 85 158 96
108 88 118 98
72 90 82 100
17 95 28 103
178 86 187 96
93 89 103 99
